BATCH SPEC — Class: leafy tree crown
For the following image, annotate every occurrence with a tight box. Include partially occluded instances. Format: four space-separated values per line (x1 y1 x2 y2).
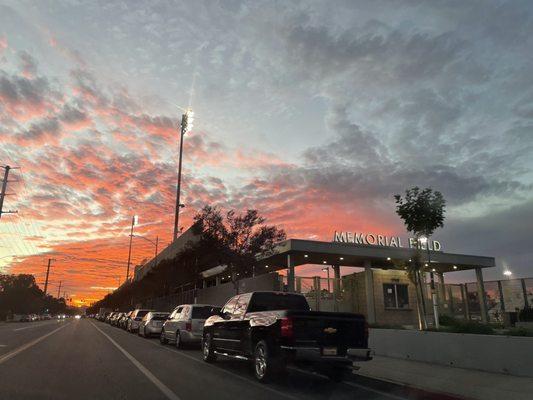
394 186 446 238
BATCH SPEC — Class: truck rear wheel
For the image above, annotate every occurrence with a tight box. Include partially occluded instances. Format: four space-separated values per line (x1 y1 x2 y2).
253 340 285 383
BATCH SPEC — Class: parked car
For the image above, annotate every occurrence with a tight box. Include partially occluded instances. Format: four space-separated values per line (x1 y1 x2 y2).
127 309 152 332
202 291 372 382
110 313 123 326
118 311 132 329
160 304 221 348
105 312 116 324
19 314 31 322
138 312 170 337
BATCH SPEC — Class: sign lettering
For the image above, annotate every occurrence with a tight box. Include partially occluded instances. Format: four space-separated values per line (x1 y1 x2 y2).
333 231 442 251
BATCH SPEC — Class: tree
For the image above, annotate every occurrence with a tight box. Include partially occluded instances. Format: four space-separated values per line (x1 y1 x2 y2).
394 187 446 330
0 274 68 320
192 206 286 292
88 206 286 312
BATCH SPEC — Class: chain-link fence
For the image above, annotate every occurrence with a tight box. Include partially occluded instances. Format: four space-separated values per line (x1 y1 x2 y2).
418 277 532 323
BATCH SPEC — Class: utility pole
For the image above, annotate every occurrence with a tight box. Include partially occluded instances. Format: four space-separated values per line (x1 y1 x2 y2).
0 165 19 219
173 109 193 241
154 235 159 265
57 280 62 298
43 258 52 296
125 215 137 282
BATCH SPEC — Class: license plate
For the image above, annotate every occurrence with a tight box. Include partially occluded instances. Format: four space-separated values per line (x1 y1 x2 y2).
323 347 337 356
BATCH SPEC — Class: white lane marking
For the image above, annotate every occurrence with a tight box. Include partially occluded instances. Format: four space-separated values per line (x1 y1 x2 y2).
0 323 69 365
90 322 181 400
13 322 59 331
133 328 299 400
0 345 7 347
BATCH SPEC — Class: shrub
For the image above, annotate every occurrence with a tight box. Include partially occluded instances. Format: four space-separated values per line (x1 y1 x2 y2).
451 321 494 335
518 307 533 322
427 319 495 335
504 327 533 337
439 315 459 326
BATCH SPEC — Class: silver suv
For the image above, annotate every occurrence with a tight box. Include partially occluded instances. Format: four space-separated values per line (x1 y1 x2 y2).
138 312 169 337
160 304 220 348
127 309 153 333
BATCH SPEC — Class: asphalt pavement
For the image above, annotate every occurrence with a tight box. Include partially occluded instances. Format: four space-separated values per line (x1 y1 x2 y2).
0 319 449 400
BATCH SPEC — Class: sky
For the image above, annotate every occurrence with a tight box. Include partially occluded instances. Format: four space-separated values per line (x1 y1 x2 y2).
0 0 532 306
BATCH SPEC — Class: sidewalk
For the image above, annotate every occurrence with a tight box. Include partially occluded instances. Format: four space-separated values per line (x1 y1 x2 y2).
357 355 533 400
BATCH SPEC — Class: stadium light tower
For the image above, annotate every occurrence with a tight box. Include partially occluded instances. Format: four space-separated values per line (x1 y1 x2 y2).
125 215 138 282
173 108 194 241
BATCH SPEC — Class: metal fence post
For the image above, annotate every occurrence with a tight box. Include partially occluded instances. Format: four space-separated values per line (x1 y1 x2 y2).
521 279 529 309
314 276 321 311
461 284 470 320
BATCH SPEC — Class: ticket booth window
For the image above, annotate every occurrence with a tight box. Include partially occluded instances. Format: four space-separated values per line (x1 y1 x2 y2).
383 283 409 309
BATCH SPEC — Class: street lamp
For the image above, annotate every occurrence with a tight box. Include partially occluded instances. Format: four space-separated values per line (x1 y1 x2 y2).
134 234 160 267
503 269 512 279
173 108 194 242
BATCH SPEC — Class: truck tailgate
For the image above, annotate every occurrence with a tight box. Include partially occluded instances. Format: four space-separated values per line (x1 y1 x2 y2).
288 311 367 354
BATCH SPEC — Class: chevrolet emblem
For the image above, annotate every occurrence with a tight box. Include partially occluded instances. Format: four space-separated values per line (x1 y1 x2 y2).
324 327 337 334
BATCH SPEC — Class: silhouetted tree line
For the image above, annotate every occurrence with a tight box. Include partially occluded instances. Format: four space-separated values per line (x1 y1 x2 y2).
0 274 68 320
88 206 285 313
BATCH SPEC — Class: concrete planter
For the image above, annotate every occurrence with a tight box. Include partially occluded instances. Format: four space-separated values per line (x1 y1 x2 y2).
369 328 533 377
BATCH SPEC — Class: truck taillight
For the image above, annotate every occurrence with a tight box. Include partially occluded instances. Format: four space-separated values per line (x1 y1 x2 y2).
364 320 369 340
185 322 192 332
280 317 293 338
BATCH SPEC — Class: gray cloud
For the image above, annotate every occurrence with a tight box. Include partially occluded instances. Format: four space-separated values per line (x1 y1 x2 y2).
439 199 533 280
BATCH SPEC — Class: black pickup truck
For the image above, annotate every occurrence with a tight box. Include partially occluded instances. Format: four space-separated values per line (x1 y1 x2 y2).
202 291 371 382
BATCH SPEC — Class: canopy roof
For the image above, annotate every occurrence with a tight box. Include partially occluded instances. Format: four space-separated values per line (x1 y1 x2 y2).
256 239 495 274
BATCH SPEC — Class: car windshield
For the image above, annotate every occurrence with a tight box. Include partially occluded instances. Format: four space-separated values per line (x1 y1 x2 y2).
136 310 149 318
247 293 310 312
151 315 169 321
191 307 218 319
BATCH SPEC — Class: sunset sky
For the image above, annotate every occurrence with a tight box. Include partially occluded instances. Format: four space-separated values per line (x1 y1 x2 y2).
1 1 532 306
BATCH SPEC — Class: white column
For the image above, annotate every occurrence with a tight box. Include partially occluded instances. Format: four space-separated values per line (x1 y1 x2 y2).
364 260 376 324
333 265 341 312
287 254 295 292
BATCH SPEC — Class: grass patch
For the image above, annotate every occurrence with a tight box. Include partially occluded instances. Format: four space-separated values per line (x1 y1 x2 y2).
503 327 533 337
431 315 495 334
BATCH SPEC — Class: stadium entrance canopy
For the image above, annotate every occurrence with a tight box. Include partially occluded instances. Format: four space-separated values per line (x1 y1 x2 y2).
256 236 495 323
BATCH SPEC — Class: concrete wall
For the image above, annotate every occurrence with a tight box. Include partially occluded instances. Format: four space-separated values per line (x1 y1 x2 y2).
343 269 418 326
196 273 282 306
371 270 418 326
369 328 533 377
134 227 200 281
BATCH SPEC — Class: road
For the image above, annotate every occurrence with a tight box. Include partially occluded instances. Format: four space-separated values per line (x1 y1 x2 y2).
0 319 441 400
